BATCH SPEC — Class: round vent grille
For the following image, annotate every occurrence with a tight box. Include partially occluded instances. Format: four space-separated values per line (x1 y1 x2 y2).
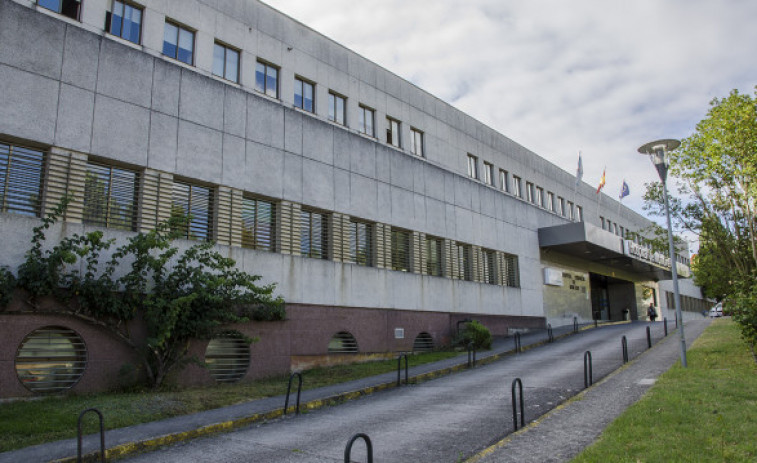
413 332 435 352
205 332 250 383
15 326 87 393
328 331 358 353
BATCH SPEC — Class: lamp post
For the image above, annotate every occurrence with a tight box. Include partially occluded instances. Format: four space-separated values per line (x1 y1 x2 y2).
638 139 687 367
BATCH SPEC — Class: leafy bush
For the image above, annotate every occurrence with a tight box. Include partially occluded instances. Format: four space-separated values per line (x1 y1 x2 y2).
457 320 492 350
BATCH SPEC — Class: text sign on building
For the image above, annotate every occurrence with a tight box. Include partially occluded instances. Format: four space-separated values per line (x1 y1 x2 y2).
622 240 671 269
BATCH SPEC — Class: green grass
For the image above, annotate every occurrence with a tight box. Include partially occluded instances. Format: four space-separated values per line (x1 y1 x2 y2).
572 318 757 462
0 350 459 452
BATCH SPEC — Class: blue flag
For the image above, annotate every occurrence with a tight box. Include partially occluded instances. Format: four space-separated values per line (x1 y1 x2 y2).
619 180 629 200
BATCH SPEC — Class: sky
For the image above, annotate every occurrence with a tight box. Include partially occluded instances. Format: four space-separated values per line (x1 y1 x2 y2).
262 0 756 243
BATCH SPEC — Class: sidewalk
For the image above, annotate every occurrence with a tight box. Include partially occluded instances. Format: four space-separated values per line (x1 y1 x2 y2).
0 322 588 463
467 319 710 463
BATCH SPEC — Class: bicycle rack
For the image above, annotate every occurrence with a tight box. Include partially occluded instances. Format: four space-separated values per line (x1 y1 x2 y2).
583 351 593 388
397 353 409 386
284 372 303 415
514 332 522 353
467 342 476 368
547 324 554 343
664 317 668 336
344 433 373 463
511 378 524 430
621 336 629 364
573 316 578 334
77 408 105 463
646 326 652 349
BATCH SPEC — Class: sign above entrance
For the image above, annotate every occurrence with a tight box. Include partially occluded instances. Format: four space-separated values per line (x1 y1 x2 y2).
622 240 670 269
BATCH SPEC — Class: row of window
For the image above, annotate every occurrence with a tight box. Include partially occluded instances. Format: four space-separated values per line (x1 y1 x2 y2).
598 215 690 267
467 154 583 220
663 292 710 314
1 141 520 286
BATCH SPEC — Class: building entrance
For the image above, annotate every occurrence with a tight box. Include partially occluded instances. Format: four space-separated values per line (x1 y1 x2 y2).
590 273 638 321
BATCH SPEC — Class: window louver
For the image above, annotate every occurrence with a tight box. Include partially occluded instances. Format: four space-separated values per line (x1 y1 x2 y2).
172 181 213 241
454 242 472 281
241 197 276 251
205 332 250 383
15 326 87 393
482 249 497 285
300 209 328 258
391 229 411 271
328 331 358 353
413 332 434 352
504 254 520 287
349 220 372 266
83 163 138 231
425 236 442 276
0 143 45 217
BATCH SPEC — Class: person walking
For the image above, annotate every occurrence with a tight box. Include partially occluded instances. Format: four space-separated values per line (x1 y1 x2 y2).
647 303 657 322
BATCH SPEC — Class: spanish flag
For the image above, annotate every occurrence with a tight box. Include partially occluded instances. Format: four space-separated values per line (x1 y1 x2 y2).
596 168 606 194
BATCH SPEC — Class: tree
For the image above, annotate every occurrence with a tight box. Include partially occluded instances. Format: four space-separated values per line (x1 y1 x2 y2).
643 88 757 360
8 203 285 388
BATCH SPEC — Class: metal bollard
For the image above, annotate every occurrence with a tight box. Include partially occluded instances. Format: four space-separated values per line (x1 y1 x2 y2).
77 408 105 463
344 433 373 463
547 324 554 343
664 317 668 336
511 378 525 430
467 342 476 367
584 351 593 388
397 353 409 386
284 372 303 415
573 316 578 333
621 336 629 364
514 332 522 353
646 326 652 349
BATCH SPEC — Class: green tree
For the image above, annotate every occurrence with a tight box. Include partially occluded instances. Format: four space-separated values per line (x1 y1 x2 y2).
643 88 757 360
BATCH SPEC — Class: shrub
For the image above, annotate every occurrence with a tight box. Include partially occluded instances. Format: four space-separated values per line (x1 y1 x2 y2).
458 320 492 350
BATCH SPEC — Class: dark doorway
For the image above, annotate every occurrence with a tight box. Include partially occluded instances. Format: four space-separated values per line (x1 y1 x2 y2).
590 273 637 321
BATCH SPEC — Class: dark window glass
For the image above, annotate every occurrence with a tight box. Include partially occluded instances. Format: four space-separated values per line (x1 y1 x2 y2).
504 254 520 287
83 163 138 231
425 236 442 276
300 209 328 259
391 229 410 272
38 0 79 20
0 143 45 217
172 182 212 241
482 249 497 285
241 197 275 251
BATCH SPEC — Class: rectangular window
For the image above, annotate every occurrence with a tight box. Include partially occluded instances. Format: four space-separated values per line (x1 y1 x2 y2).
294 76 315 113
526 182 535 203
600 216 606 229
300 208 328 259
614 223 619 235
567 201 574 220
0 142 45 217
349 219 373 267
512 176 522 198
255 61 279 98
172 181 213 241
163 21 194 65
453 242 473 281
241 196 276 251
83 162 138 231
358 105 375 137
620 225 625 237
536 187 544 207
547 192 555 211
106 1 142 44
425 236 443 277
483 162 493 186
558 197 566 216
212 42 239 83
576 205 583 222
38 0 79 20
504 253 520 287
410 128 424 157
481 249 497 285
328 92 346 125
467 154 478 179
386 117 401 148
391 228 411 272
499 170 509 193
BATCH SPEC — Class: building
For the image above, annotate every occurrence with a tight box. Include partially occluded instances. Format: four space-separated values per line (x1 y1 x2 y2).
0 0 708 397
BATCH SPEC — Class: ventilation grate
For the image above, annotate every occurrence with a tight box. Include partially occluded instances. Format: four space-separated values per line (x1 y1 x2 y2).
15 326 87 393
413 332 435 352
328 331 359 353
205 332 251 383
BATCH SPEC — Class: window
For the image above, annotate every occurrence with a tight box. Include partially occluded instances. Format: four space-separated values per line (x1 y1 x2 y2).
425 236 443 277
294 77 314 112
300 208 328 259
504 254 520 287
526 182 535 203
536 187 544 207
204 331 250 384
15 326 87 393
172 181 213 241
0 142 45 217
558 197 566 216
255 61 279 98
212 42 239 83
106 1 142 44
386 117 401 148
83 162 138 231
483 162 493 186
358 105 375 137
410 128 424 156
620 225 625 237
481 249 497 285
38 0 80 20
240 196 275 251
349 219 373 266
499 170 509 193
512 176 522 198
600 216 606 229
614 223 619 235
163 21 194 65
547 192 555 212
453 242 472 281
567 201 574 220
467 154 478 179
576 205 583 222
391 228 411 272
328 92 346 125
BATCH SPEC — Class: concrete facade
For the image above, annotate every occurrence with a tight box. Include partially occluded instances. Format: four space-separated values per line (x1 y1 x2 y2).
0 0 707 396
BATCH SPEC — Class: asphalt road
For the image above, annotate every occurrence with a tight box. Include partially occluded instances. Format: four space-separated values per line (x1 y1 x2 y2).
120 322 672 462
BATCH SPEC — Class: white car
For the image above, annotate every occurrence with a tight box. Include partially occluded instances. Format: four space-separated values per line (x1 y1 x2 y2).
708 303 723 318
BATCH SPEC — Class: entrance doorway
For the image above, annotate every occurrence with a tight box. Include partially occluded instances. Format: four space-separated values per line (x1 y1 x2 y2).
590 273 637 321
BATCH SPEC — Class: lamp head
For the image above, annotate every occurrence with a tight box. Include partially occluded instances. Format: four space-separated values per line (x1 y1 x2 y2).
638 139 680 182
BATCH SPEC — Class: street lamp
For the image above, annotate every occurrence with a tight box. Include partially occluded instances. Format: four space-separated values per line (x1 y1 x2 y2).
638 138 687 367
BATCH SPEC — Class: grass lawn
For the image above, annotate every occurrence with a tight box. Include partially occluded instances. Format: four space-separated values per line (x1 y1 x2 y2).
572 318 757 462
0 350 459 452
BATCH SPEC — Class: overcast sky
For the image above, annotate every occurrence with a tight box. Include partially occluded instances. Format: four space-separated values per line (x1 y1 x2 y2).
263 0 756 236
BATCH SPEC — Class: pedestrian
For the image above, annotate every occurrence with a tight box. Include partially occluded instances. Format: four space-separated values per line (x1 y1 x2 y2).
647 303 657 322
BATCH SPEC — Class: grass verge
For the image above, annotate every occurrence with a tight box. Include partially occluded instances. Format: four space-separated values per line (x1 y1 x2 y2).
0 350 459 452
572 318 757 462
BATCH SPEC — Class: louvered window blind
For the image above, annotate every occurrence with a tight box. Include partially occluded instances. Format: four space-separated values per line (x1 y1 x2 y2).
482 249 497 284
300 208 328 258
391 228 411 271
241 197 275 251
504 253 520 287
454 242 472 281
0 142 45 216
172 181 213 241
425 236 442 276
349 220 372 266
83 163 138 230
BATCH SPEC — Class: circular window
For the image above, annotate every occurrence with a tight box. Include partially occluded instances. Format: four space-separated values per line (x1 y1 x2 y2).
413 332 434 352
328 331 359 353
205 331 250 383
15 326 87 393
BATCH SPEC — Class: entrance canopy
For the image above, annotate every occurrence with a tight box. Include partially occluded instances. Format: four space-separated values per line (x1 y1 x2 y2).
538 222 684 281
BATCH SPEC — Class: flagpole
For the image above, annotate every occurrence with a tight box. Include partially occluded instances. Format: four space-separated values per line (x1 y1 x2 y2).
573 151 581 207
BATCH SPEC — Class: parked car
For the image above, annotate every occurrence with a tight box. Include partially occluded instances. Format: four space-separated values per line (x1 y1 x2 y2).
708 303 723 318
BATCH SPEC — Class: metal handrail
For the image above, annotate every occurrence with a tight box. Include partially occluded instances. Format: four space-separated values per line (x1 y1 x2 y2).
344 433 373 463
621 336 629 364
397 353 409 386
77 408 105 462
584 351 593 388
511 378 524 430
284 372 303 415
